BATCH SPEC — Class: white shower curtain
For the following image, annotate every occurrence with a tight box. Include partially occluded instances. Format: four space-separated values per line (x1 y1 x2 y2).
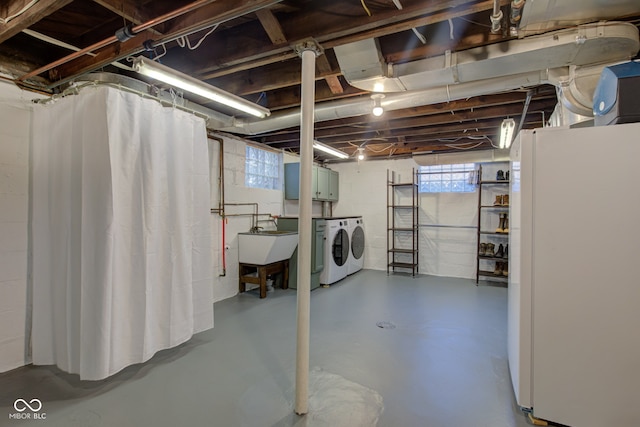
31 86 213 380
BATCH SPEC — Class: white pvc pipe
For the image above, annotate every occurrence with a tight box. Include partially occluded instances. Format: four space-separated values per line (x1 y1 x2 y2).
295 47 316 415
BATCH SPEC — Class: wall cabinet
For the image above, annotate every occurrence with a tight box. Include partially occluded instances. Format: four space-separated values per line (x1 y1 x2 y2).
284 163 339 201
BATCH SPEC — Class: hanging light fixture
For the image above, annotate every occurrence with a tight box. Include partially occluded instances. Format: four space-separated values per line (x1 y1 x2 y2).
499 118 516 149
132 56 270 118
313 140 349 159
371 94 385 117
357 147 365 160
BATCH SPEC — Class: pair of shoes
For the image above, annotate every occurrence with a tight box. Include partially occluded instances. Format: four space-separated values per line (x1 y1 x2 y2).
479 242 495 257
494 261 509 276
496 170 511 181
493 194 510 206
496 213 509 233
494 243 508 258
480 243 509 258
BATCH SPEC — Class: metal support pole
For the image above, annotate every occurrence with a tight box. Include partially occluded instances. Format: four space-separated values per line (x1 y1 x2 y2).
293 39 322 416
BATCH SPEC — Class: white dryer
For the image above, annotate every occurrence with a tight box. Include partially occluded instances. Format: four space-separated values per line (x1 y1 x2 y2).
319 218 349 285
347 216 365 275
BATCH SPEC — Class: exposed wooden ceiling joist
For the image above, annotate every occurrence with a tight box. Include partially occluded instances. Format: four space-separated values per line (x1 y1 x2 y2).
46 0 285 85
0 0 74 44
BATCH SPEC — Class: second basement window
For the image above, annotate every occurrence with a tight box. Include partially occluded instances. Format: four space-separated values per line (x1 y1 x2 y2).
418 163 477 193
245 145 282 190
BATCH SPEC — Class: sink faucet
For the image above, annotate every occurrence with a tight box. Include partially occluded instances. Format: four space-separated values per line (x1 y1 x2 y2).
250 226 263 233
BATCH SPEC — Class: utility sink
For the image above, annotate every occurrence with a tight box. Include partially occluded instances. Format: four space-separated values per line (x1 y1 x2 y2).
238 231 299 265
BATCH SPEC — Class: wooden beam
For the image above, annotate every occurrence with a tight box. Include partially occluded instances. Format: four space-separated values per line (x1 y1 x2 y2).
206 52 347 96
192 4 510 103
91 0 152 26
49 0 284 85
0 0 74 44
264 80 365 111
253 92 556 142
182 0 495 79
91 0 163 36
316 54 343 95
255 8 287 45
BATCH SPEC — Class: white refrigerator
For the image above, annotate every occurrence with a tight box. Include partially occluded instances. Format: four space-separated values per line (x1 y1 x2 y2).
508 123 640 427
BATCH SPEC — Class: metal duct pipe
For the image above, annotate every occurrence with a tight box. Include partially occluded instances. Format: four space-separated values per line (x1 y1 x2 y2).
222 21 637 137
222 69 554 135
336 22 638 93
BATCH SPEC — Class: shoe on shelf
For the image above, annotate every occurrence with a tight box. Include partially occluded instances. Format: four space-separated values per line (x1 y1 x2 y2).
502 261 509 276
496 170 505 180
494 261 503 275
502 194 510 206
496 213 505 233
493 195 503 206
505 170 510 181
503 215 509 233
504 244 508 259
487 243 495 257
479 243 487 256
495 243 504 258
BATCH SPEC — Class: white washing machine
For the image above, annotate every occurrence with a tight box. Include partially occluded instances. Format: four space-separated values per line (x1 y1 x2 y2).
347 216 365 275
319 218 350 285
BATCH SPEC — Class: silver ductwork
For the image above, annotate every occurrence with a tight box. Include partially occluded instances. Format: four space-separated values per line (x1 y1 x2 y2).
222 70 552 134
517 0 640 37
222 22 638 135
334 22 638 93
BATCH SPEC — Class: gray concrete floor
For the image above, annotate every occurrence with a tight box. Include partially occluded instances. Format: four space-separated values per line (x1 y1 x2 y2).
0 270 529 427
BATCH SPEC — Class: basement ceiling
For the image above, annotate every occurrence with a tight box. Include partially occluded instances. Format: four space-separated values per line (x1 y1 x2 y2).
0 0 638 161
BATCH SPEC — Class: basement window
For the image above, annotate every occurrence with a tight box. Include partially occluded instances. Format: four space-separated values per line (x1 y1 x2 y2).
418 163 477 193
245 145 282 190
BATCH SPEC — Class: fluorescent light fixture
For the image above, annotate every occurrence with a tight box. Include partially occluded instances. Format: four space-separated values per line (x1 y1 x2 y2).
313 140 349 159
371 93 385 117
132 56 270 118
499 118 516 149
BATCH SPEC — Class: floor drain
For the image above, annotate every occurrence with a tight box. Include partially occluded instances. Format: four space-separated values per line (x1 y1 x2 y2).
376 321 396 329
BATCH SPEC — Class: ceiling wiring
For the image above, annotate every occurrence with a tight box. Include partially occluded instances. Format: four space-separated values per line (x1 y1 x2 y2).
444 141 486 150
365 143 396 153
176 23 220 50
448 18 455 40
152 43 168 60
0 0 39 24
360 0 372 17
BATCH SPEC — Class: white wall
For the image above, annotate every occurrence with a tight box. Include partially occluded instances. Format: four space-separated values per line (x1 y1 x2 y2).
209 135 293 302
330 157 509 280
0 81 45 372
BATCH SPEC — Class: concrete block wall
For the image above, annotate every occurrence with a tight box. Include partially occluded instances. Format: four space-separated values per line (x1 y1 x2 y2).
331 157 508 280
0 81 45 373
209 135 292 302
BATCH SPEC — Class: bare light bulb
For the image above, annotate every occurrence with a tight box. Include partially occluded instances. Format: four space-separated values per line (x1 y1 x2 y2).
371 93 385 117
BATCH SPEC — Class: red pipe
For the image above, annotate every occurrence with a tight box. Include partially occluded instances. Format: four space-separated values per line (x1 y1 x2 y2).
18 0 216 81
222 217 227 275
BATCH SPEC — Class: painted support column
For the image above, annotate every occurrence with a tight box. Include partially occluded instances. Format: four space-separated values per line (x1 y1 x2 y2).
294 39 322 416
